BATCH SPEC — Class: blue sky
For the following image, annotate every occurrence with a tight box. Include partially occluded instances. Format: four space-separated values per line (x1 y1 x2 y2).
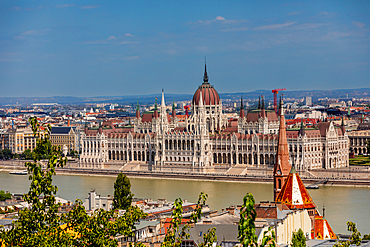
0 1 369 97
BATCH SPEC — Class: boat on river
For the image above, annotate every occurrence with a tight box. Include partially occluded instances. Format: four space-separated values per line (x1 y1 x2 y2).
305 184 319 189
9 170 28 175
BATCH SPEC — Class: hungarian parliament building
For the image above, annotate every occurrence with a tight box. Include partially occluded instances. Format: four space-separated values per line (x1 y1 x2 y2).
79 65 348 170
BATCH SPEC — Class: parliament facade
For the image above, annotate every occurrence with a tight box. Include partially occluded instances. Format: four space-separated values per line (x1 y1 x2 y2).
79 65 348 170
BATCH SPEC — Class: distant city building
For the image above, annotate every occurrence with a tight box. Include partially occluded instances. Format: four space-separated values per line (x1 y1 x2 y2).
50 126 77 153
347 129 370 155
4 126 44 154
305 96 312 106
83 190 113 212
79 64 348 170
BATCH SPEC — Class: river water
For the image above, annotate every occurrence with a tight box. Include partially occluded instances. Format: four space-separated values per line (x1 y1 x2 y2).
1 172 369 234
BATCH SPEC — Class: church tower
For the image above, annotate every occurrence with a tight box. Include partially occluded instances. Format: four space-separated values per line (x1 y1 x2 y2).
273 96 292 201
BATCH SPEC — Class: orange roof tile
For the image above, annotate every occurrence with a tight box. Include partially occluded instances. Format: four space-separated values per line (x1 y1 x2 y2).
312 216 336 240
276 167 316 210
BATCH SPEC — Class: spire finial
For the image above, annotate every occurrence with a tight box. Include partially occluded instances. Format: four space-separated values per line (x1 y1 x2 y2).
154 98 157 110
258 96 261 109
262 96 265 109
279 95 284 116
172 98 175 110
137 98 139 111
240 96 244 109
203 58 209 83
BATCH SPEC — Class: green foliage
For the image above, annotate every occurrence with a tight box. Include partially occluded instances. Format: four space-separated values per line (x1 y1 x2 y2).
334 222 362 247
113 172 134 210
0 117 147 246
21 149 33 160
0 149 12 160
363 234 370 240
199 227 217 247
162 192 208 247
61 201 146 246
291 228 306 247
238 193 257 247
238 193 276 247
0 190 12 201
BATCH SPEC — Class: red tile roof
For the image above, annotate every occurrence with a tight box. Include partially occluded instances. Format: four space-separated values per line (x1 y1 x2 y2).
276 168 316 210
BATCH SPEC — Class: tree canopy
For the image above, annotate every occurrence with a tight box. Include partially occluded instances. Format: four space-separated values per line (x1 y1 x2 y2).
291 229 306 247
0 117 146 246
0 190 11 201
113 172 134 210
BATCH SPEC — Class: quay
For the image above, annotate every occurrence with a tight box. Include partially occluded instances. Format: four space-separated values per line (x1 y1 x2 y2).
2 160 370 187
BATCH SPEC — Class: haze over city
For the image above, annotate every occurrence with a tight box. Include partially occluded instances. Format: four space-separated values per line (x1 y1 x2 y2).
1 1 369 98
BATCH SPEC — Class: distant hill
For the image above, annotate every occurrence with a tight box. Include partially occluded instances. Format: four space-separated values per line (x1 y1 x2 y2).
1 88 369 106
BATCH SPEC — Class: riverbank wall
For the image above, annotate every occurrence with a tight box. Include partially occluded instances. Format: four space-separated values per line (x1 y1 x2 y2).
1 160 370 187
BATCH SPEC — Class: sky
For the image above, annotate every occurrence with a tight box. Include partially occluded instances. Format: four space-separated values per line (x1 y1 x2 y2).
0 1 369 97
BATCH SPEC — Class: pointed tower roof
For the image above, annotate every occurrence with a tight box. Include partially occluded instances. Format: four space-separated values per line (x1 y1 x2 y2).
312 216 337 240
258 96 261 109
260 96 266 118
340 117 345 134
192 60 220 105
199 89 204 107
273 96 291 176
275 167 316 209
240 96 245 119
136 99 140 119
161 88 165 107
153 97 159 118
203 58 209 83
172 98 176 118
299 118 305 137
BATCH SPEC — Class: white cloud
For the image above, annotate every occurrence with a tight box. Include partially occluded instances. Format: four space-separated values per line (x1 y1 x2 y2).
198 16 226 24
80 5 100 9
125 33 134 37
107 36 117 40
215 16 226 21
253 22 297 31
20 29 50 36
221 27 249 32
125 56 139 60
166 49 178 55
324 32 351 38
119 41 139 45
56 4 75 8
352 21 365 29
0 58 22 62
290 23 325 30
287 11 300 16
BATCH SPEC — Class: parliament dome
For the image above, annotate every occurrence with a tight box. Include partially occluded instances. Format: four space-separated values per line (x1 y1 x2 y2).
192 64 220 106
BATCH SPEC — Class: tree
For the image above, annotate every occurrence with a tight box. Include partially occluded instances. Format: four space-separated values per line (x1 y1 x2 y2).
113 172 134 210
0 190 11 201
22 149 33 160
366 140 370 159
238 193 276 247
162 192 208 247
291 228 306 247
0 117 146 246
0 149 12 160
334 222 362 247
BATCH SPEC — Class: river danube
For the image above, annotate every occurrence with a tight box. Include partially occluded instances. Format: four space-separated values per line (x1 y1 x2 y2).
1 172 369 234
